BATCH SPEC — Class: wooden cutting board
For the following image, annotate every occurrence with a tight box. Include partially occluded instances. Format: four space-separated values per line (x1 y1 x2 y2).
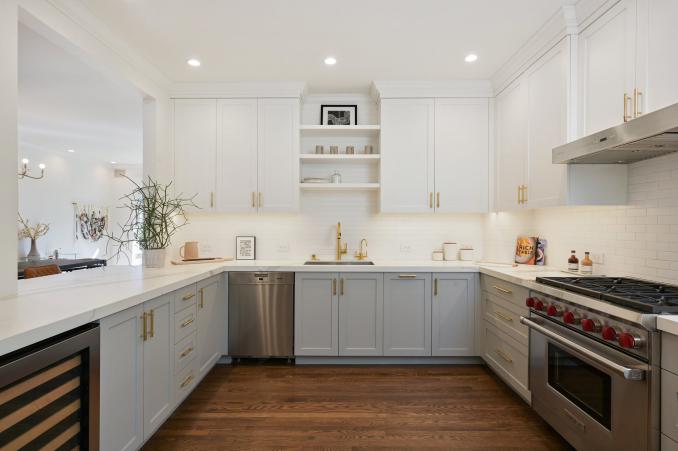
171 257 233 265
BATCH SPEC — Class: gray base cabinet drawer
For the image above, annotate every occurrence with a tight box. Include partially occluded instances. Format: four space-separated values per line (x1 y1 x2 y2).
174 332 197 373
174 306 197 344
482 291 529 346
481 275 529 308
663 333 678 376
174 359 198 405
173 284 197 313
663 369 678 443
483 320 530 402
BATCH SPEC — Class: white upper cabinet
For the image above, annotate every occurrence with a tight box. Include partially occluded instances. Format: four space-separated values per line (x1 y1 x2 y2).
257 98 299 213
495 78 528 212
578 0 637 135
636 0 678 113
380 98 435 213
525 39 569 208
216 99 258 213
434 98 489 213
173 99 217 211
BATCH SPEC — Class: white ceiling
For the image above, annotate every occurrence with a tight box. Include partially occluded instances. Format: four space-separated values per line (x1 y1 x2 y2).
75 0 566 92
18 24 143 165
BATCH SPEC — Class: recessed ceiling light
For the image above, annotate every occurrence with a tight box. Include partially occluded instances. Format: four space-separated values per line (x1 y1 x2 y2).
110 161 117 164
186 58 201 67
67 149 75 153
465 53 478 63
324 56 337 66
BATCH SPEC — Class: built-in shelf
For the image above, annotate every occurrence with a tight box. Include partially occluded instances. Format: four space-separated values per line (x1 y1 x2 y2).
299 154 380 162
299 125 381 133
299 183 380 191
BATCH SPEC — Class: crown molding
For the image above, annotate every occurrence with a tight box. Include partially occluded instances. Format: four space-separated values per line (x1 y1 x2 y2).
169 81 305 98
372 80 493 99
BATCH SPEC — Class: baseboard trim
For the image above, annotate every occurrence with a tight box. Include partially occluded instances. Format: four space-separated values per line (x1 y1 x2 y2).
294 356 483 365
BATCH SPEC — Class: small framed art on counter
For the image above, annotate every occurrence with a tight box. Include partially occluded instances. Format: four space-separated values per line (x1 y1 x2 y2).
236 236 256 260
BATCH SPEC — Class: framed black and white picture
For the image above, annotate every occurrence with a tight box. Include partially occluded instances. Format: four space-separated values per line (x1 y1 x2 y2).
235 236 256 260
321 105 357 126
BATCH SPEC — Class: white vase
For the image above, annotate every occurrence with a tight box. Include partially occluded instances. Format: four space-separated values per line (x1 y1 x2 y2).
142 248 167 268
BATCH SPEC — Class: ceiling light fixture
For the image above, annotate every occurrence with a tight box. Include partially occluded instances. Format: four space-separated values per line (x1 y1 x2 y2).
67 149 75 153
465 53 478 63
324 56 337 66
186 58 201 67
18 158 46 180
110 161 117 165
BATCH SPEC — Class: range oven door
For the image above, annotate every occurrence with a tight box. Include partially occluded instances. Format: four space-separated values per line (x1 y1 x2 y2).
522 314 652 451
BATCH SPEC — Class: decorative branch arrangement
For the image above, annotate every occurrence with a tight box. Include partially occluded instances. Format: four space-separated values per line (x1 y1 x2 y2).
106 175 197 264
17 213 50 240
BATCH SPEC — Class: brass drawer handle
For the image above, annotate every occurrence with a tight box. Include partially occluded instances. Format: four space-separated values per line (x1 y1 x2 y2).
495 348 513 363
436 192 440 209
149 309 155 338
182 293 195 301
180 374 194 388
624 92 632 122
634 88 643 117
332 278 337 295
252 192 256 208
493 285 512 295
494 311 513 322
340 278 344 296
141 312 148 341
181 318 194 328
398 274 417 279
434 278 438 296
259 192 263 208
180 347 194 358
429 192 433 209
199 288 204 309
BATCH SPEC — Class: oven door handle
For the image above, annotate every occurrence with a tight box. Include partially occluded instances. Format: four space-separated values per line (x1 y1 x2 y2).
520 316 646 381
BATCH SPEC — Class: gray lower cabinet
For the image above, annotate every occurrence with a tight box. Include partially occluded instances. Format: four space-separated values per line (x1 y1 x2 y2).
295 272 339 356
431 273 476 356
383 273 432 356
196 275 226 380
338 273 384 356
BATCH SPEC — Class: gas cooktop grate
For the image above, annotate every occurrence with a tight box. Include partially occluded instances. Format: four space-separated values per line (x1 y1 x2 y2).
536 276 678 313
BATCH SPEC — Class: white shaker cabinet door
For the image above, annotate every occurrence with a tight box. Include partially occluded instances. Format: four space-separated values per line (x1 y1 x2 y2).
495 77 528 211
434 98 489 213
142 294 174 441
99 306 144 451
338 273 384 356
525 38 569 208
196 275 225 380
295 273 339 356
380 98 435 213
432 273 476 356
257 98 299 213
578 0 637 135
173 99 217 212
215 99 258 213
383 273 432 356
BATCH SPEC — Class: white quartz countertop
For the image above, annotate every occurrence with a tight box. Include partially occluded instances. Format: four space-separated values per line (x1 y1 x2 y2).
6 258 674 356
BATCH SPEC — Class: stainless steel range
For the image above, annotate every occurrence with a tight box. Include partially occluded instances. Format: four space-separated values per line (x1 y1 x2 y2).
520 276 677 451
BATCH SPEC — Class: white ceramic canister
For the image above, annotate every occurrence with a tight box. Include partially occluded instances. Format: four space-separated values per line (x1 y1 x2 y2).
443 242 458 261
432 250 444 261
459 247 475 261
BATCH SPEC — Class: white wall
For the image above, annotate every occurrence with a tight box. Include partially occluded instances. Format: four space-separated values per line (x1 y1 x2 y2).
17 149 142 262
0 1 19 297
484 152 678 283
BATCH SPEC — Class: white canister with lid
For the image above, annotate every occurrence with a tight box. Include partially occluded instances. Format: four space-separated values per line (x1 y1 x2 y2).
459 246 475 261
443 242 458 261
432 250 444 261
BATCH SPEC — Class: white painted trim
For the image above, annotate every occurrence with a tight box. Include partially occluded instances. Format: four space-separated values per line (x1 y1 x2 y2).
169 81 305 99
372 80 493 99
294 356 483 365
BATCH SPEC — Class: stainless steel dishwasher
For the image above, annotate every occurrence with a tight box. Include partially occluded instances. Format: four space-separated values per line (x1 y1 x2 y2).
228 272 294 358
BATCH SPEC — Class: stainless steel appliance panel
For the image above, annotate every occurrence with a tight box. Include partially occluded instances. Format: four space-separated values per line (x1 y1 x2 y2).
228 272 294 357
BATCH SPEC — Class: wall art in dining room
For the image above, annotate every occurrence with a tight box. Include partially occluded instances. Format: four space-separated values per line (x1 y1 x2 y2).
321 105 357 125
73 203 108 242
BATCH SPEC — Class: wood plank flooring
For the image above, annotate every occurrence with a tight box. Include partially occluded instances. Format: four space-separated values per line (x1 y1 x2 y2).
143 364 572 450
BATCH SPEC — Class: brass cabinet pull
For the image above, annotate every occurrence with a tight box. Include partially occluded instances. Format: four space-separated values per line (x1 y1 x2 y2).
436 192 440 209
340 278 344 296
149 309 155 338
182 293 195 301
332 278 337 295
495 348 513 363
180 374 194 388
434 278 438 296
251 192 256 208
494 311 513 322
140 312 148 341
210 192 214 208
398 274 417 279
634 88 643 117
258 192 263 208
199 288 204 309
523 185 527 204
493 285 513 294
623 93 632 122
180 347 194 358
429 192 433 209
181 318 194 328
517 185 522 204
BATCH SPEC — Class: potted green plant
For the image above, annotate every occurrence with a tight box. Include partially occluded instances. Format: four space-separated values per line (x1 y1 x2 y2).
107 176 197 268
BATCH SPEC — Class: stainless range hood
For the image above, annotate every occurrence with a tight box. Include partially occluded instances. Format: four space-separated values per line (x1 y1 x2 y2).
553 102 678 164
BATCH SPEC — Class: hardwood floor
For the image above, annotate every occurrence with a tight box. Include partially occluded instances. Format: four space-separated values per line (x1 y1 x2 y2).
144 364 572 450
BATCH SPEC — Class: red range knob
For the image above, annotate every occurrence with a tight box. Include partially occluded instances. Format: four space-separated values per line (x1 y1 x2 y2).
525 297 535 308
546 305 563 317
581 318 601 332
534 300 545 311
601 326 620 341
563 311 581 325
619 332 642 349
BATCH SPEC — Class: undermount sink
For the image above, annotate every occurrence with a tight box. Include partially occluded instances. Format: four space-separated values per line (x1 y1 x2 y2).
304 261 374 265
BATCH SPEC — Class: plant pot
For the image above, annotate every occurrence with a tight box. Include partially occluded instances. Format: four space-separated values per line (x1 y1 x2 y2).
27 238 41 262
142 248 167 268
